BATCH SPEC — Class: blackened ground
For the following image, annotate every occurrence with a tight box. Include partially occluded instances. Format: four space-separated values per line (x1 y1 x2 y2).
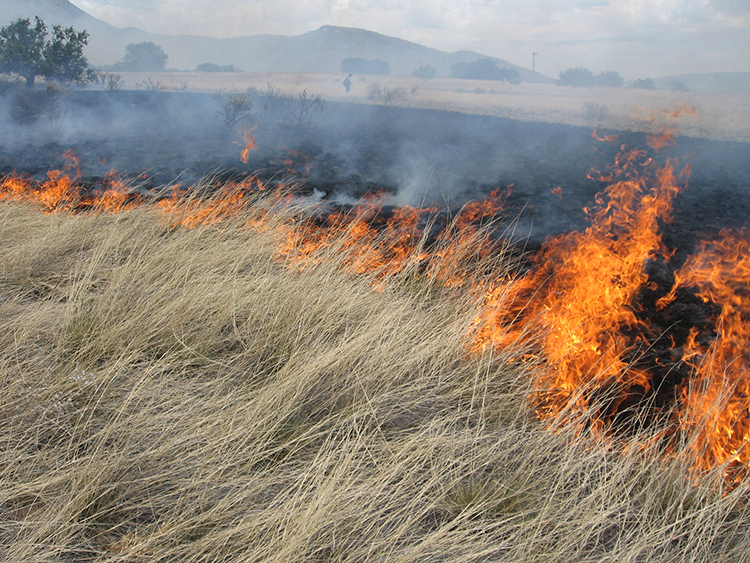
0 89 749 250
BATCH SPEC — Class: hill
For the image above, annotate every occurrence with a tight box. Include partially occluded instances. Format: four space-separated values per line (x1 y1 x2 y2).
0 0 549 81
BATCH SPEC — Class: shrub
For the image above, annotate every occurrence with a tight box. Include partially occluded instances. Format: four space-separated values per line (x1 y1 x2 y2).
450 60 521 83
584 101 609 121
196 63 241 73
367 82 408 106
213 90 253 127
412 65 436 80
595 70 624 88
558 66 596 87
631 78 656 90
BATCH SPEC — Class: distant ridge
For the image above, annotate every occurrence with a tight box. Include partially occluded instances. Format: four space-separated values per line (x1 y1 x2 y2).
0 0 551 81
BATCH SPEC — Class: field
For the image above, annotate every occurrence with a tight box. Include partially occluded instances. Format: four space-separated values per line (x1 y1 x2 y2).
1 70 750 561
2 193 750 562
106 72 750 143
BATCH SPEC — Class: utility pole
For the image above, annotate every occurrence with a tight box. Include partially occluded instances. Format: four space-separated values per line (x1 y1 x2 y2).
532 52 538 74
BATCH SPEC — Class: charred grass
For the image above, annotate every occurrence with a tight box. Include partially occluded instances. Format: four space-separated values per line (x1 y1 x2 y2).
1 200 749 562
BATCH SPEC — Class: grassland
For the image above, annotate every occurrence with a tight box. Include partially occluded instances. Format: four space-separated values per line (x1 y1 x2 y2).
1 196 750 562
106 72 750 144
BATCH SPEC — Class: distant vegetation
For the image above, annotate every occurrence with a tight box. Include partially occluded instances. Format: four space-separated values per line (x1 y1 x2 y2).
196 63 242 73
631 78 656 90
558 66 624 88
341 57 391 75
450 59 521 84
366 82 408 105
113 42 168 72
0 17 93 87
412 65 437 80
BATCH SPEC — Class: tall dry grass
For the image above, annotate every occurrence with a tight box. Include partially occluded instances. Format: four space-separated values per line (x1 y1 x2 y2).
1 199 749 562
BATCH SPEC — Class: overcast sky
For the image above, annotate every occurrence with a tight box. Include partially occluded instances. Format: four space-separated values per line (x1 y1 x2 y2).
69 0 749 78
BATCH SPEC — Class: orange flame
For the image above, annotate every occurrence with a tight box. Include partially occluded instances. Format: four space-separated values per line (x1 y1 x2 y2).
661 229 750 480
240 127 258 164
8 109 750 483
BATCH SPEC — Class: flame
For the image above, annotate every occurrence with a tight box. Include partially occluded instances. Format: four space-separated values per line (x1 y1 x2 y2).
6 113 750 483
660 229 750 480
471 150 685 423
239 127 258 164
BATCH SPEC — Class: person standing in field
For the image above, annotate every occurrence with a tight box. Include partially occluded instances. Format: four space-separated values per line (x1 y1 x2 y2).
343 74 353 93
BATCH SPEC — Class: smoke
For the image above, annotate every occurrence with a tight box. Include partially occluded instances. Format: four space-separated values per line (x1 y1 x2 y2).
1 81 749 246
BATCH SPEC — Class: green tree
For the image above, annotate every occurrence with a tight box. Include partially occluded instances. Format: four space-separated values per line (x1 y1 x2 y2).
114 42 168 72
0 17 92 88
42 25 93 84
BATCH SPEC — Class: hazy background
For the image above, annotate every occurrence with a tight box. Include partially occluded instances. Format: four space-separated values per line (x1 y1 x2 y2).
69 0 750 78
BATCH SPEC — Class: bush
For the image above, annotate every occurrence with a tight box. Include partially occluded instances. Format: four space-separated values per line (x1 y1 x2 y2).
412 65 436 80
584 101 609 122
631 78 655 90
558 67 596 87
287 89 326 127
450 60 521 83
595 70 624 88
196 63 241 73
213 90 252 127
367 82 408 106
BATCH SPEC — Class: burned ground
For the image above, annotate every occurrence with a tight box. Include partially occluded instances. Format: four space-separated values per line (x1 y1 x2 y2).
0 88 749 249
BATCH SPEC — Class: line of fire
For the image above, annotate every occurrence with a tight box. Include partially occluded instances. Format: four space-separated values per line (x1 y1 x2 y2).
2 105 750 485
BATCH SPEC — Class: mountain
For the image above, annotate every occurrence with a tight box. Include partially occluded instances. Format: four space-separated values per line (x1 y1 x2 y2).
0 0 550 82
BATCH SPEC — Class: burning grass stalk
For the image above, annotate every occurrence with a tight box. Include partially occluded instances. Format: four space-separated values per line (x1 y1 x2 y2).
1 199 750 561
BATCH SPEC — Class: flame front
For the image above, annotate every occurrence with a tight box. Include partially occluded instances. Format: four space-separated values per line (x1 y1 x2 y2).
471 152 684 425
2 128 750 483
662 229 750 480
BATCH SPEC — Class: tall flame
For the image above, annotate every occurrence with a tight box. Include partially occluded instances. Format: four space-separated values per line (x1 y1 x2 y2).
3 118 750 483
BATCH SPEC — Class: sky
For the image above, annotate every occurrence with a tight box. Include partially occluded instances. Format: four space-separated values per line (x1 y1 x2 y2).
69 0 750 78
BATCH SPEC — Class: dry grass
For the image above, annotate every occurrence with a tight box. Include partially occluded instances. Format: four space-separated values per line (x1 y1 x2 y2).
1 199 749 562
99 72 750 143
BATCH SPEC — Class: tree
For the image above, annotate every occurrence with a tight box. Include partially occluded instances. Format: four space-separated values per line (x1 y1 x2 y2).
451 59 501 80
114 42 168 72
0 17 92 88
631 78 655 90
450 59 522 84
595 70 624 87
196 63 241 73
42 25 93 84
412 65 436 80
557 66 595 87
499 67 522 84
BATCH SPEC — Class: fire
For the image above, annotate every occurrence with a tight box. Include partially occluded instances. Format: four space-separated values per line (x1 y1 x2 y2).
239 127 258 164
659 229 750 480
471 151 685 423
3 117 750 483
